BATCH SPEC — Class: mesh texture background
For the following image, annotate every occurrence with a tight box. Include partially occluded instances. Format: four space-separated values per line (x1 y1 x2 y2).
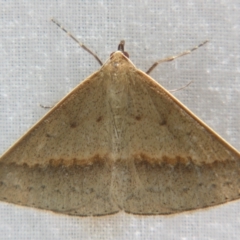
0 1 240 239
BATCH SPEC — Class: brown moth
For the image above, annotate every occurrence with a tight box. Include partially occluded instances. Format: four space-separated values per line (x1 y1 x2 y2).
0 20 240 216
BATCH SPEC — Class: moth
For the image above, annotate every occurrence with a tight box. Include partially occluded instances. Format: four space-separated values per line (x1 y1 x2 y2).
0 19 239 216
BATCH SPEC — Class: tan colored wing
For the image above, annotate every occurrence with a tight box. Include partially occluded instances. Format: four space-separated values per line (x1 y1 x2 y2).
0 51 240 216
0 64 120 216
105 52 240 215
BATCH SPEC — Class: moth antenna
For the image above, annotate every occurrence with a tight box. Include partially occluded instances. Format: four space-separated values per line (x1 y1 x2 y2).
146 40 209 74
51 18 103 66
